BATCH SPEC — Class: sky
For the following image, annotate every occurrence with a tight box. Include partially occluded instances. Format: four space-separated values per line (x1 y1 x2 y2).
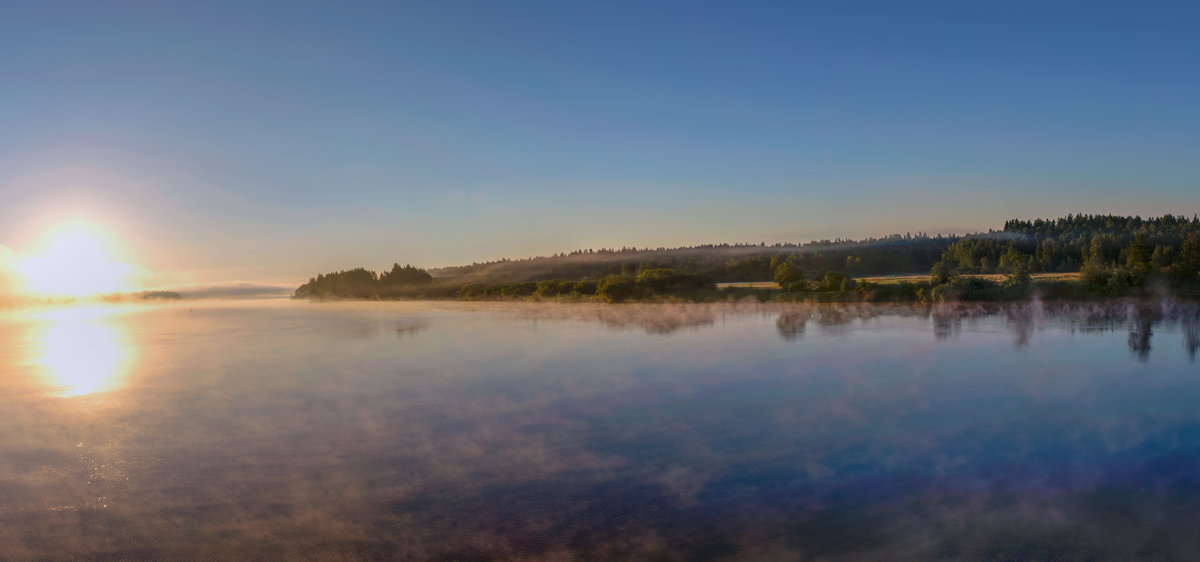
2 1 1198 286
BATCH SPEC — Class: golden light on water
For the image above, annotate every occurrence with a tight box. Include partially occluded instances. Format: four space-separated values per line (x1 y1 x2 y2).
17 223 138 297
29 307 135 397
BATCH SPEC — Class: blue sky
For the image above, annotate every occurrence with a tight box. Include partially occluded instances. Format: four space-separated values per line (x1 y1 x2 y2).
1 1 1198 284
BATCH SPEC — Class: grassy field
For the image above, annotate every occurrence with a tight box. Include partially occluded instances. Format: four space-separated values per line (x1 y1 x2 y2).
715 281 782 289
718 272 1081 289
856 272 1080 285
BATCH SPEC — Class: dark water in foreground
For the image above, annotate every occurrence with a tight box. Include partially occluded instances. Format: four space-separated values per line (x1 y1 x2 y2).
1 299 1199 561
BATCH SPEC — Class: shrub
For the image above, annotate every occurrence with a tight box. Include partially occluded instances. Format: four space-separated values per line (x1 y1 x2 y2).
597 275 636 302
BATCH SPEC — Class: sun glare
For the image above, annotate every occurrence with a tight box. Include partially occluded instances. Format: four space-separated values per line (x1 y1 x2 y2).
30 306 135 397
17 223 138 297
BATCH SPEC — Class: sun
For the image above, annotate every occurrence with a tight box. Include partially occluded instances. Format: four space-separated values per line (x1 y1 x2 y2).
17 222 139 297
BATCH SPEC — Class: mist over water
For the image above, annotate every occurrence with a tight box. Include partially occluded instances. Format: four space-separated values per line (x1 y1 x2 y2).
2 300 1200 560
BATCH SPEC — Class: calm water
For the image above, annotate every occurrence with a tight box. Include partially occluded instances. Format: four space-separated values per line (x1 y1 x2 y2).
1 299 1199 561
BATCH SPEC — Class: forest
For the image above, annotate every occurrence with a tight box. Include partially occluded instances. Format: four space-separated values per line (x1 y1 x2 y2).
429 233 955 282
294 214 1200 303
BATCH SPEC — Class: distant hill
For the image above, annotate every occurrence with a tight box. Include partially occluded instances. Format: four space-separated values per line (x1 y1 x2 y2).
428 234 960 284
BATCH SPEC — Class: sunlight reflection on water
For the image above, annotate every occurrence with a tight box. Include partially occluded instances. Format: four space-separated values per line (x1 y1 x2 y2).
27 306 134 397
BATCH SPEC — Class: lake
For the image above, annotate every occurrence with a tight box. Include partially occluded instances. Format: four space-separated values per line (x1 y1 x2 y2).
1 299 1199 560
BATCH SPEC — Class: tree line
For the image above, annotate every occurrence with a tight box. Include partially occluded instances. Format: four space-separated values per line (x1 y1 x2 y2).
931 214 1200 295
431 233 959 283
294 264 436 299
294 214 1200 302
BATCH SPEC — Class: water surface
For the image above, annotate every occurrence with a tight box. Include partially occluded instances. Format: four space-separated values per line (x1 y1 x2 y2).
1 299 1198 560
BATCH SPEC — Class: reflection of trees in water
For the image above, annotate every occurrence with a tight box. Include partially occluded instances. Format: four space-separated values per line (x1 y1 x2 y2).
1051 302 1191 361
776 311 809 341
1184 315 1200 361
932 310 961 341
1128 317 1153 361
632 315 716 335
594 310 716 334
936 301 1200 359
1006 306 1035 348
1060 303 1135 335
320 318 430 340
929 303 1003 341
515 304 719 335
995 301 1200 359
815 307 853 336
508 301 1200 355
774 305 909 341
1122 304 1158 362
525 303 906 337
395 321 429 339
